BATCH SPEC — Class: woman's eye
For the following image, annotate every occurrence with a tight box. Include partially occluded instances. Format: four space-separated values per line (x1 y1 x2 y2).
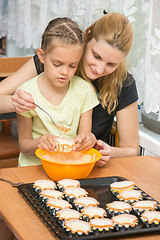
107 63 116 67
93 53 101 59
92 50 100 59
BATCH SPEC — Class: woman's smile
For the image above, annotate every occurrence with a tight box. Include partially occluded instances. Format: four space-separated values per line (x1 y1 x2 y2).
90 66 98 76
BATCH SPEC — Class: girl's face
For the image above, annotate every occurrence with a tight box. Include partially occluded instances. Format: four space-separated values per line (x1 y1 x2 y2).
83 38 125 80
38 40 83 89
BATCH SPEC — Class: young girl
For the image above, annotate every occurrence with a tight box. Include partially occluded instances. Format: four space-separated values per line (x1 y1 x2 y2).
17 17 99 166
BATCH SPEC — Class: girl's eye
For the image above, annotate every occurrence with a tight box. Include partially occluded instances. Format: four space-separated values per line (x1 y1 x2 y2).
53 63 61 67
70 65 77 69
53 63 77 68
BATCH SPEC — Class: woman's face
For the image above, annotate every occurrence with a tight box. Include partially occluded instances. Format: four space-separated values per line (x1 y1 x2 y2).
83 38 126 79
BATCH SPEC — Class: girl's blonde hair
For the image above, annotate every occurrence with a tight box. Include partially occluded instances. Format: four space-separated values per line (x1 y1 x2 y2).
41 17 84 51
38 17 84 72
78 13 133 113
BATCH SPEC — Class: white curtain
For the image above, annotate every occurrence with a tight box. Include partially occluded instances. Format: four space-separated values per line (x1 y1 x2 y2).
0 0 160 114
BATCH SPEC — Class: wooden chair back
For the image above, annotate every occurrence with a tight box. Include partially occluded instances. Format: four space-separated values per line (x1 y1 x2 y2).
109 126 119 147
0 56 32 77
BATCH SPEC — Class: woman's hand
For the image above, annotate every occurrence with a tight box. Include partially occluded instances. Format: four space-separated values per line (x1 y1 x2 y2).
37 134 56 152
94 140 111 166
12 89 36 113
73 133 97 152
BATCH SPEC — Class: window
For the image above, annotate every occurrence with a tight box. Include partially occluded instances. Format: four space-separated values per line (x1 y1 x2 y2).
0 36 6 56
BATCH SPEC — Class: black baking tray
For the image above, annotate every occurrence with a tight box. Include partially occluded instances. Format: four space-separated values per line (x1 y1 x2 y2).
17 176 160 239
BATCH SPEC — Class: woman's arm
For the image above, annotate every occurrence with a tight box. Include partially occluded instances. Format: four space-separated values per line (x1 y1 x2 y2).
111 101 139 158
94 101 139 167
0 57 37 113
94 140 111 166
73 109 97 151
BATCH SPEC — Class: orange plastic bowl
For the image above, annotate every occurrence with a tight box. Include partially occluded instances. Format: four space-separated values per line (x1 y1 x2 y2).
35 148 101 181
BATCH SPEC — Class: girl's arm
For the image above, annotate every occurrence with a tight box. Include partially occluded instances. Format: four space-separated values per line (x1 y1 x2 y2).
17 114 39 155
17 114 56 154
78 109 92 133
0 57 37 113
110 101 139 158
73 109 97 151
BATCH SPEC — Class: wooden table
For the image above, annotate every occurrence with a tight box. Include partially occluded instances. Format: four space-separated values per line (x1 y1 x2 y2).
0 156 160 240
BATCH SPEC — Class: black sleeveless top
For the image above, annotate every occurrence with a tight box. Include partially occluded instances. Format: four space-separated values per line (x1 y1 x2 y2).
33 54 138 143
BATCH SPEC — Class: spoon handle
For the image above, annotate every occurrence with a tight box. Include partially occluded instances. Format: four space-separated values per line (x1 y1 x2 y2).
34 103 59 129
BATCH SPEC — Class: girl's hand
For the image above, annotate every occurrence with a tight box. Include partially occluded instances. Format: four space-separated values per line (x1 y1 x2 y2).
12 89 35 113
94 140 111 167
73 133 97 152
37 134 56 152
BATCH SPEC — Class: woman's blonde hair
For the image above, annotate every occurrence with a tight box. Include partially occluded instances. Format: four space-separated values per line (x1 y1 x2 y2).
78 12 133 113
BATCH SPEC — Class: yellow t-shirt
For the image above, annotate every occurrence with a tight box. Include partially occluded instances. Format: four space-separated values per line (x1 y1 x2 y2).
18 74 99 166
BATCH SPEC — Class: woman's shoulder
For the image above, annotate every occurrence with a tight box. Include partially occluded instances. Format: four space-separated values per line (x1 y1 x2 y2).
122 72 136 87
34 54 43 74
116 72 138 111
121 72 138 95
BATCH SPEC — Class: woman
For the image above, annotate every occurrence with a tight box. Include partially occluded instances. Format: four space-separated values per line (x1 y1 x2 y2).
0 12 139 166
